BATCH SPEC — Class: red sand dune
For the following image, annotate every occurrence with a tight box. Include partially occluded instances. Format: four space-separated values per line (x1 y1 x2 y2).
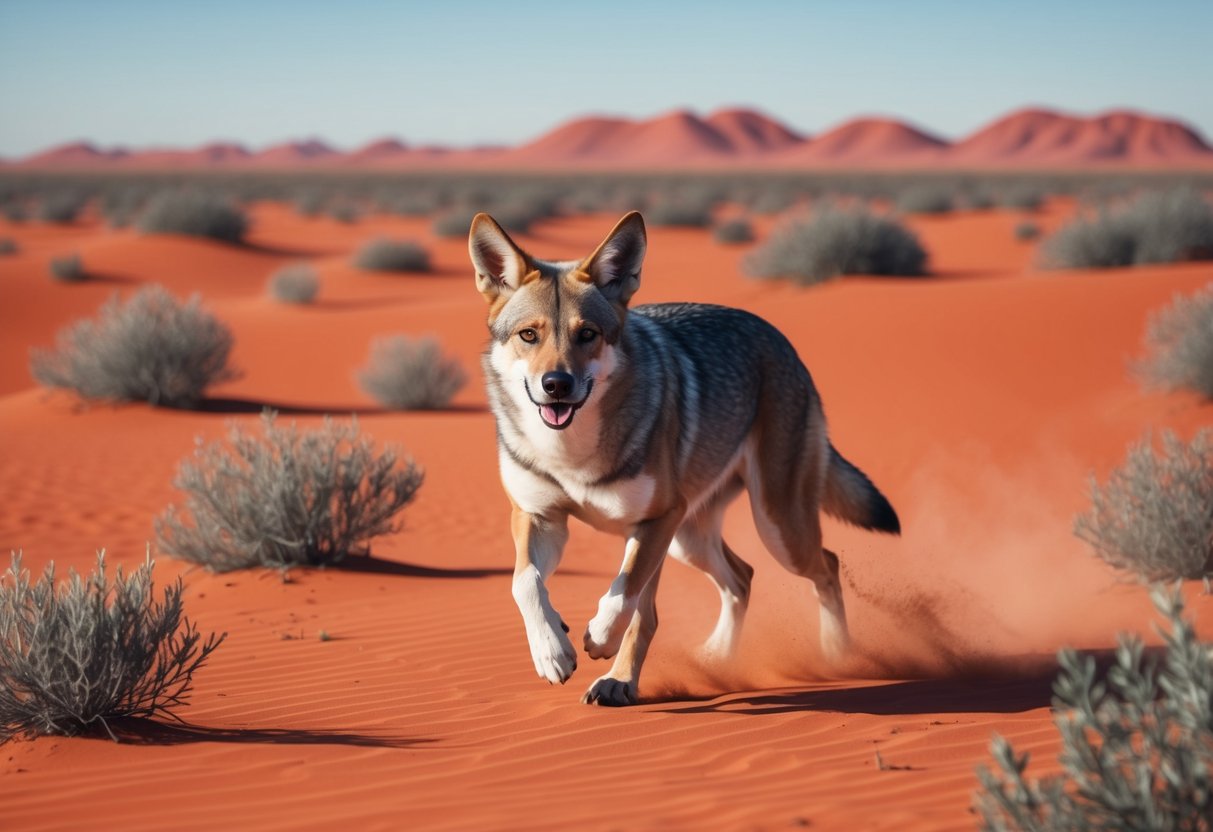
775 117 948 165
0 202 1211 830
951 107 1213 165
13 107 1213 169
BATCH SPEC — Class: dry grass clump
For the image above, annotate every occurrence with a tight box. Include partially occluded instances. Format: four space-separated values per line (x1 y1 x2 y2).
36 192 88 224
895 185 954 214
267 263 320 304
975 586 1212 830
1074 429 1212 582
744 206 927 284
1 552 224 742
353 238 431 272
359 335 467 410
713 217 755 244
137 191 248 243
1136 283 1213 400
1014 221 1041 241
1042 187 1213 269
48 253 86 282
156 411 423 571
30 285 237 408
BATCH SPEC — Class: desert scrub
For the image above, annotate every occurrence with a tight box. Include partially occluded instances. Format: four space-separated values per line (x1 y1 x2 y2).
48 253 86 282
1137 283 1213 399
0 238 16 255
30 285 237 408
432 208 480 239
137 191 248 243
1042 186 1213 269
744 206 927 284
0 552 224 742
359 335 468 410
156 411 424 571
37 192 88 224
1074 429 1213 582
1014 221 1041 242
353 238 431 272
713 217 755 245
895 185 954 215
999 185 1045 211
646 197 715 228
267 263 320 304
974 586 1212 830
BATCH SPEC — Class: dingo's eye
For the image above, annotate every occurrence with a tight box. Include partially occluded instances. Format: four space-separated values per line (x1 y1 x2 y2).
577 327 598 344
518 328 539 344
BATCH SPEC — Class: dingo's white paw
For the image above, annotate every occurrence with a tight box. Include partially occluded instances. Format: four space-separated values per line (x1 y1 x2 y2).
525 616 577 684
583 594 631 660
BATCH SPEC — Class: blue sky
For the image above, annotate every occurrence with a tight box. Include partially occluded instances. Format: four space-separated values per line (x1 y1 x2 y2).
1 0 1210 157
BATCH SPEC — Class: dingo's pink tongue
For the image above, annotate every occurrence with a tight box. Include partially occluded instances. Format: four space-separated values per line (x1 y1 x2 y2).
540 404 573 427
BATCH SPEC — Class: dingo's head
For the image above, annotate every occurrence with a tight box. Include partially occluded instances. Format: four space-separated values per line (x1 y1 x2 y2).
471 212 646 432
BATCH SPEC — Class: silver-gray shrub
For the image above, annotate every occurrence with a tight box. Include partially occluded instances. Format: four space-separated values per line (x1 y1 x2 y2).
0 238 16 255
974 586 1212 831
1042 187 1213 269
895 185 954 215
1014 221 1041 242
1074 430 1212 582
137 191 248 243
744 206 927 285
37 192 88 224
0 552 224 742
353 238 431 272
432 208 480 239
30 285 237 408
156 411 424 571
359 335 468 410
1136 283 1213 400
267 263 320 304
713 217 755 245
49 253 86 282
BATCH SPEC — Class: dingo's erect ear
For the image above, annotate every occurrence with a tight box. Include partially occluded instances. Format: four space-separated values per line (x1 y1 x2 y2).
469 213 531 304
579 211 647 306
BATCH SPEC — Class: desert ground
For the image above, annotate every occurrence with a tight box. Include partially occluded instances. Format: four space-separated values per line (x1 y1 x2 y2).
0 189 1210 831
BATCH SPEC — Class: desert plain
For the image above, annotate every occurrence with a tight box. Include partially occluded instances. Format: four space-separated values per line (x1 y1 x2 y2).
0 183 1210 831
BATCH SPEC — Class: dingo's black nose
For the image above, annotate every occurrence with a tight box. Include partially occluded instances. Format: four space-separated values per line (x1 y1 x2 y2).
541 371 575 399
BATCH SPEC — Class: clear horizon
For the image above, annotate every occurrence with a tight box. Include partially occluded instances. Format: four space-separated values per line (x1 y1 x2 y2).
1 0 1210 158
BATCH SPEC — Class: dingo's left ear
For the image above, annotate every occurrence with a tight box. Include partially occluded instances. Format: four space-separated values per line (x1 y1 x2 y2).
579 211 647 305
469 213 531 304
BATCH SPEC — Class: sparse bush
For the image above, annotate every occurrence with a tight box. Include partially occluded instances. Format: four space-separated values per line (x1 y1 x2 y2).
37 193 88 224
267 263 320 304
100 189 146 229
1014 221 1041 242
999 185 1045 212
713 217 755 244
48 253 86 282
490 200 552 234
1074 430 1213 582
432 208 479 239
30 285 237 407
353 238 431 272
359 335 468 410
974 586 1212 831
0 238 19 255
137 191 248 244
0 552 224 742
292 189 327 218
965 190 997 210
1043 187 1213 269
1137 284 1213 399
328 203 361 224
895 186 954 215
156 411 424 571
2 202 29 223
744 207 928 285
646 198 714 228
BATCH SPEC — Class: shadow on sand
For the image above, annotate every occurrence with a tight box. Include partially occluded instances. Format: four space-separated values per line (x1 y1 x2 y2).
104 717 428 749
652 647 1146 717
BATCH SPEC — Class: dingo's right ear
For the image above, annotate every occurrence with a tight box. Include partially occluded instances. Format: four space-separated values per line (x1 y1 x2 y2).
469 213 531 304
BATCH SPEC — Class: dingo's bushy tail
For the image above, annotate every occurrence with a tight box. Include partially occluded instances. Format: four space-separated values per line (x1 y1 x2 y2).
823 446 901 534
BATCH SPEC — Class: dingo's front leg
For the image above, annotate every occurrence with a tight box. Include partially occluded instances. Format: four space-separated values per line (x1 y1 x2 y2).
511 506 576 684
584 502 685 661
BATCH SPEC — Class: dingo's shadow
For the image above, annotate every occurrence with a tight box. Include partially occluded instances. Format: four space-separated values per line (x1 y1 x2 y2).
336 555 512 579
651 648 1147 716
102 717 429 749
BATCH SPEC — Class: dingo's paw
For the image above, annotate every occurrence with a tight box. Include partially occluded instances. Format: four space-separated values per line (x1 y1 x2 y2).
581 675 637 707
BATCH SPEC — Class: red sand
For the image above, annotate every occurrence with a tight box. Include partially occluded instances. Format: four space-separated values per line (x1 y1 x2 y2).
0 202 1210 830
